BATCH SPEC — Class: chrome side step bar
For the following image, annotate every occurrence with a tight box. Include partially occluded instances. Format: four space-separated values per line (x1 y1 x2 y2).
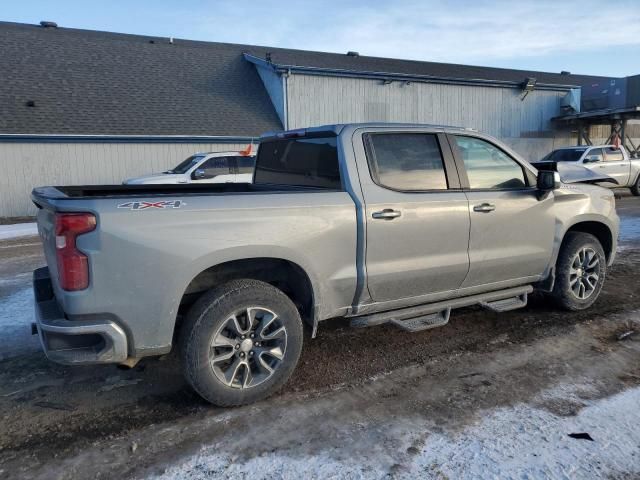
350 285 532 331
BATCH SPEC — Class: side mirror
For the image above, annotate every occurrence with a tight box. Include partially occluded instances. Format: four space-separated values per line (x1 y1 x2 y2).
193 169 206 179
537 170 560 191
584 155 600 163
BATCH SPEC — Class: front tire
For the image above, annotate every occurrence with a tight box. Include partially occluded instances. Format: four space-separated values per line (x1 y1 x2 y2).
180 280 303 406
552 232 606 311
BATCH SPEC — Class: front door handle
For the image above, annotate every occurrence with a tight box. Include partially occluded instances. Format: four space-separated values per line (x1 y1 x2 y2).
473 203 496 213
372 209 401 220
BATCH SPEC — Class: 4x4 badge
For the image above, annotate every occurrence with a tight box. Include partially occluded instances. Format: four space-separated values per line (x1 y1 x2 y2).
117 200 185 210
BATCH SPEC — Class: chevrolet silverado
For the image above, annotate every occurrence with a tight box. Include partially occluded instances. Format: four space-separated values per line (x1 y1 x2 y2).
31 123 619 406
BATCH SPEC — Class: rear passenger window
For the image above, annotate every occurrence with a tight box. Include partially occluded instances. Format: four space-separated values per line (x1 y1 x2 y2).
453 136 527 189
366 134 448 191
604 147 624 162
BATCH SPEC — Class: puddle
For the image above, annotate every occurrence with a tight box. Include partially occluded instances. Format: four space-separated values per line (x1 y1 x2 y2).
619 216 640 244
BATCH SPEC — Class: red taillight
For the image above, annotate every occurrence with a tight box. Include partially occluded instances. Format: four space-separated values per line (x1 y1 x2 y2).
55 213 96 291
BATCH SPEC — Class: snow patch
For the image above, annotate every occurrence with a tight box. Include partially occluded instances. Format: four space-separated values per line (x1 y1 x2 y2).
151 386 640 480
408 387 640 479
0 223 38 240
153 451 375 480
0 288 39 360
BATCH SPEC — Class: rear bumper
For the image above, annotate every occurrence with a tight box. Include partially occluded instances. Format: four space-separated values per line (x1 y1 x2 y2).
33 267 128 364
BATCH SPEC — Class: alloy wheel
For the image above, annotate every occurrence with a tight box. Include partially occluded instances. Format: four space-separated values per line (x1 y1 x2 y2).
568 247 600 300
209 307 287 389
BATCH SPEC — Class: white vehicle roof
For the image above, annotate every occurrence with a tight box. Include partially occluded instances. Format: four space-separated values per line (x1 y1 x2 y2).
193 150 256 157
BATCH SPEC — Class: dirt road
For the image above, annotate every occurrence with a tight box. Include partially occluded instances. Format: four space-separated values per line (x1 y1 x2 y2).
1 195 639 479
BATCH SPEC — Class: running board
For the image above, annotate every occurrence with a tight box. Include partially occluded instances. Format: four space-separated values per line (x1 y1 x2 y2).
480 293 528 312
389 308 451 332
350 285 532 331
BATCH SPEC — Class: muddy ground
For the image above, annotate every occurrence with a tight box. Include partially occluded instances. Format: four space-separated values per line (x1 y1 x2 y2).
0 194 639 479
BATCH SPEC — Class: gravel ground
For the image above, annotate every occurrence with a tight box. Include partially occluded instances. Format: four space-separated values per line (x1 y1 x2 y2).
0 194 639 479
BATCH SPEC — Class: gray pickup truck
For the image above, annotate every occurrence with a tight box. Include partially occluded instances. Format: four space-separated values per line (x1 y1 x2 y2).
32 123 619 406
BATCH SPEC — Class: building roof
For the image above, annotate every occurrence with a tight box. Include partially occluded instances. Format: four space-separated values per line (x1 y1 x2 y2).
243 49 609 89
0 21 612 136
0 22 282 136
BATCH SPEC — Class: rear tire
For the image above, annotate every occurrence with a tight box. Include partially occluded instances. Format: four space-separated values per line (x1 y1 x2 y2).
180 279 303 406
552 232 606 311
631 175 640 196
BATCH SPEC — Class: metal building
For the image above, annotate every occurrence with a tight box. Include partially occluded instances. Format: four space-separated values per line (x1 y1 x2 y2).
0 21 636 216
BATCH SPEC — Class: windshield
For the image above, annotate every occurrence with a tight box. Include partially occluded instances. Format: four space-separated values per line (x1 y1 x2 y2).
544 148 587 162
168 155 205 174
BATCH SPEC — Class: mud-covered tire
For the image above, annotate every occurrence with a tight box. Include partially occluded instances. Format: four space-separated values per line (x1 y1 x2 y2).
631 175 640 196
180 279 303 406
552 232 606 311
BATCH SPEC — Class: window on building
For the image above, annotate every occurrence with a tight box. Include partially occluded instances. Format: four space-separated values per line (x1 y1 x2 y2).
366 133 448 191
453 136 527 189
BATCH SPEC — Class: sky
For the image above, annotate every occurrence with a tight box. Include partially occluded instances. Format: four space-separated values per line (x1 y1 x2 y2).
3 0 640 77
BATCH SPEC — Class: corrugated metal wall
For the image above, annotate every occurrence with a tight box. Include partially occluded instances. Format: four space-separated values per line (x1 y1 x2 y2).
285 74 570 160
286 74 566 135
0 142 248 217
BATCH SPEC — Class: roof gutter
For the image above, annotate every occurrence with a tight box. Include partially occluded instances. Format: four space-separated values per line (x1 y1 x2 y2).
0 134 259 144
243 53 580 91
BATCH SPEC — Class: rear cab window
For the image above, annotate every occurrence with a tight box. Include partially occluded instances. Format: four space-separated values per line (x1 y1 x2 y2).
254 134 341 189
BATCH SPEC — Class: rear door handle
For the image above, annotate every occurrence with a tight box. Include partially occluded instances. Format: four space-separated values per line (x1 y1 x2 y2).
473 203 496 213
372 209 401 220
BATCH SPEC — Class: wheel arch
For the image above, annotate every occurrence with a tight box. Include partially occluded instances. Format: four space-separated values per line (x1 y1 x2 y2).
537 218 615 293
177 256 318 336
563 220 614 263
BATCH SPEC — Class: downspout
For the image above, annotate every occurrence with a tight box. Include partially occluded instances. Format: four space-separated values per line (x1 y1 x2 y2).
281 69 291 130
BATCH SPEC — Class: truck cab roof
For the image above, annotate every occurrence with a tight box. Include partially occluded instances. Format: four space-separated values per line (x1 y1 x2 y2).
260 122 471 140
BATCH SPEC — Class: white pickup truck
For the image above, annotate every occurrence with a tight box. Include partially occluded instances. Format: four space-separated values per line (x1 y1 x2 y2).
541 145 640 195
124 150 255 185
